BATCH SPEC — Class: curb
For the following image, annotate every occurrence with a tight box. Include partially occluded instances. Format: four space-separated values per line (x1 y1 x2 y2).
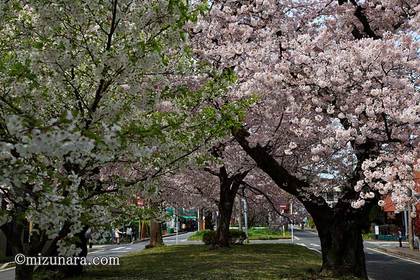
0 262 15 272
379 248 420 263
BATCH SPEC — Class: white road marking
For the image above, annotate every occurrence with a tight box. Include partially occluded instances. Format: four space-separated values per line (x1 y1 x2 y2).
365 241 407 245
87 249 105 255
294 236 300 240
0 267 15 273
308 247 322 253
310 243 320 247
367 248 420 265
296 242 321 254
111 246 126 251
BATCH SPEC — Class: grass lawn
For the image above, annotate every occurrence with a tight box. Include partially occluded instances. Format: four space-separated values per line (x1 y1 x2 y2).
65 244 356 280
187 230 209 241
248 228 291 240
188 228 291 241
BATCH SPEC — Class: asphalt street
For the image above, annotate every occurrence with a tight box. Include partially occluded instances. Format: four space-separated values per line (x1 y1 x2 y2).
293 230 420 280
86 232 194 259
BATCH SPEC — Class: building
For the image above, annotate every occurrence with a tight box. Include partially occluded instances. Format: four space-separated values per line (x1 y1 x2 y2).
383 171 420 237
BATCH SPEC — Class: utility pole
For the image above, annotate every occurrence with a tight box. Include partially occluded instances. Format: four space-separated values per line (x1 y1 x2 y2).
175 208 179 245
197 208 200 232
290 201 294 243
242 197 248 241
242 187 248 241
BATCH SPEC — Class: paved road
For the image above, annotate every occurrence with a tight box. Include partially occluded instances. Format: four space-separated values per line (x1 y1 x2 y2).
293 230 420 280
0 232 194 280
87 232 194 259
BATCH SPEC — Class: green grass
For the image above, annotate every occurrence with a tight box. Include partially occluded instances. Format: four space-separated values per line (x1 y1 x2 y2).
66 244 352 280
188 228 291 241
362 233 375 240
248 228 291 240
188 229 211 241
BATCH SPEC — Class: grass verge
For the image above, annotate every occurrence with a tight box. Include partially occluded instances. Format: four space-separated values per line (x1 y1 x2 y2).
188 228 291 241
248 228 291 240
65 244 356 280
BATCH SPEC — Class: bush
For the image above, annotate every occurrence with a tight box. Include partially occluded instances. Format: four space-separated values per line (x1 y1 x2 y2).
202 229 246 245
307 217 315 229
229 229 247 244
202 230 217 245
188 230 211 241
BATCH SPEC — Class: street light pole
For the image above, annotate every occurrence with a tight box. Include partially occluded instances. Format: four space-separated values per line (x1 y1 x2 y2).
242 197 248 241
290 201 294 243
241 188 249 242
197 208 200 232
175 208 179 245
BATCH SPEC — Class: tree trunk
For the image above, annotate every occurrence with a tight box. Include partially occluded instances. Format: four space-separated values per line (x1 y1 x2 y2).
312 210 368 279
216 197 234 247
408 207 414 250
62 228 88 277
204 210 214 230
15 264 34 280
233 128 370 279
148 221 163 248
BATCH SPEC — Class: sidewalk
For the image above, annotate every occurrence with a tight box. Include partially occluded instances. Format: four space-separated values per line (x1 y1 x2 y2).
379 246 420 262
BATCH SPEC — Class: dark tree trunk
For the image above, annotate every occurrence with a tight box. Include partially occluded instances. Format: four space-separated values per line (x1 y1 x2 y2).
62 228 89 277
140 221 148 239
233 128 371 279
313 211 367 279
15 264 34 280
148 221 163 248
213 167 248 247
215 191 235 247
204 209 215 230
1 219 36 280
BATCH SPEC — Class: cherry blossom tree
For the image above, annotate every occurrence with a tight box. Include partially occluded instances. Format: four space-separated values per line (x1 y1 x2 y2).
193 0 419 277
0 1 243 279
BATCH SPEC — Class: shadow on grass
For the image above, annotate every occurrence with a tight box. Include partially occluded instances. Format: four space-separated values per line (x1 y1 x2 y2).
62 244 355 280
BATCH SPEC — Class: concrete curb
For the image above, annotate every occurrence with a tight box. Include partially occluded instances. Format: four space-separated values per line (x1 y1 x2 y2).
379 248 420 263
0 262 15 272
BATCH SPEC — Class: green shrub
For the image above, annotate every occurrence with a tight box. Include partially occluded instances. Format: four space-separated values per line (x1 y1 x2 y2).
188 230 211 241
229 229 247 243
307 217 315 229
202 229 246 245
202 230 217 245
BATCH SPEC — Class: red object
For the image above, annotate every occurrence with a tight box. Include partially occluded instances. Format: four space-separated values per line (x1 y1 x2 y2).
383 171 420 234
